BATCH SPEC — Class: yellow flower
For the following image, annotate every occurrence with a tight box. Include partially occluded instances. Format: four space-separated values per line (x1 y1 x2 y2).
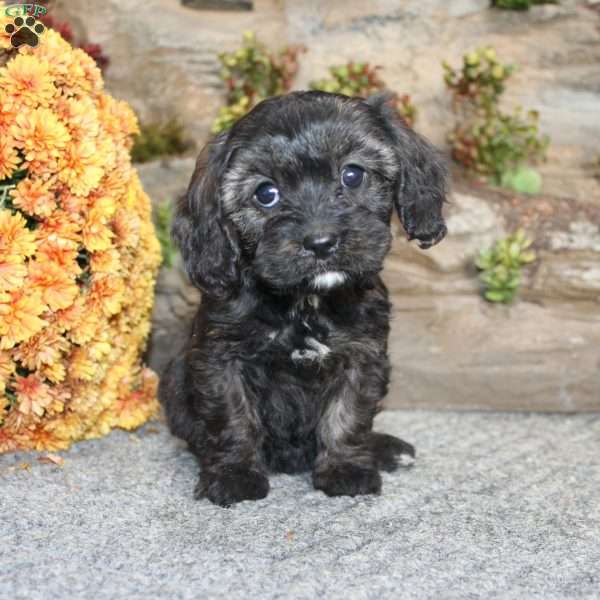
0 55 57 108
0 350 15 395
44 410 84 442
17 425 69 452
89 274 124 317
36 237 81 277
113 209 141 248
37 210 82 245
41 361 67 384
69 347 99 382
15 374 53 417
12 326 71 371
28 260 79 312
0 6 13 51
0 290 47 350
0 32 161 453
0 99 19 141
0 211 37 257
0 427 18 453
82 208 113 252
0 135 20 179
59 189 89 219
0 212 37 292
11 108 71 176
88 191 117 220
56 96 100 144
10 177 57 218
99 167 129 200
65 301 101 345
58 140 104 196
90 248 121 275
0 254 27 293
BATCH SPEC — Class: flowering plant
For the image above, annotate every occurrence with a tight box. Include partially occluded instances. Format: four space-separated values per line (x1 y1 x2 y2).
0 9 162 452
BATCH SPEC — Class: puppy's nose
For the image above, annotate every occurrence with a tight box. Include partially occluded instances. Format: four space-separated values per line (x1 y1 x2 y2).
303 233 338 258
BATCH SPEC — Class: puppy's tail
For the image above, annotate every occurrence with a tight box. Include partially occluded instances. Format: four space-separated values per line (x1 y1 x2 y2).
368 432 415 472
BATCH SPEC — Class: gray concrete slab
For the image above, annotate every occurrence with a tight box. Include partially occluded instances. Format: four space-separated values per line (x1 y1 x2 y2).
1 410 599 600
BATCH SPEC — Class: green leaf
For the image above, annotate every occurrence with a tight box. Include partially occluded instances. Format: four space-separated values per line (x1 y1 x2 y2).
500 166 542 195
484 290 507 303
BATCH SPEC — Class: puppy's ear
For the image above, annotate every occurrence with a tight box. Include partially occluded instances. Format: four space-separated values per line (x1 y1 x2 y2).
368 95 448 249
172 132 240 297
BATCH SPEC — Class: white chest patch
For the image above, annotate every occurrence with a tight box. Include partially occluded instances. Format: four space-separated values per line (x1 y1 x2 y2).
291 336 331 363
312 271 346 290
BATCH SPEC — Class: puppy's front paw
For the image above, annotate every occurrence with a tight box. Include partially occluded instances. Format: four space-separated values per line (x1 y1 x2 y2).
369 432 416 472
313 463 382 497
196 466 270 507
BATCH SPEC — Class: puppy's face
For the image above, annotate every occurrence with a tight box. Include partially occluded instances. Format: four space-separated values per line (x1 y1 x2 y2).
174 92 448 298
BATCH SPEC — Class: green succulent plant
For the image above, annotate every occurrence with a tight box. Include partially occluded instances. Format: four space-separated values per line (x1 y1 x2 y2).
476 230 536 304
444 47 549 187
212 31 304 134
443 46 512 110
491 0 558 10
154 201 177 268
131 120 190 164
309 62 417 127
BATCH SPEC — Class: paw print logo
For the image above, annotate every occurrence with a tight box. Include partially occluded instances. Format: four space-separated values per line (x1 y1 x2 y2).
5 16 45 48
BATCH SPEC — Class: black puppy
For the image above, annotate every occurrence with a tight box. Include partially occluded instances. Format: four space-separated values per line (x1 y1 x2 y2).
159 91 447 507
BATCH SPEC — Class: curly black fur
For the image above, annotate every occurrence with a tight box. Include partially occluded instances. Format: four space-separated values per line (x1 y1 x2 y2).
159 91 448 507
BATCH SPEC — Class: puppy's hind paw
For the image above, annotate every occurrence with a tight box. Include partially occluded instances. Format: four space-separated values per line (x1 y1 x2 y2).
313 463 382 497
195 467 270 507
369 432 416 472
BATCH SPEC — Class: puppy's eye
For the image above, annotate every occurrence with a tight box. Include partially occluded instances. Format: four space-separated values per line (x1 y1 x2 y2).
254 182 280 208
341 165 365 189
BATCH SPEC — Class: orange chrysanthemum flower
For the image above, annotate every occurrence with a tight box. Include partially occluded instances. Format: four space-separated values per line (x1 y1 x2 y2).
113 208 141 248
0 136 20 180
0 290 47 350
37 210 82 244
10 177 57 218
0 28 161 452
58 189 89 219
15 374 53 417
0 350 15 395
82 208 114 252
0 9 13 51
65 302 101 345
0 211 37 260
58 140 104 196
28 260 79 312
36 237 81 277
89 274 124 317
13 326 71 371
16 424 69 452
90 248 121 275
41 361 67 384
0 254 27 293
11 107 71 176
0 99 18 140
56 96 100 143
88 192 117 220
0 54 57 108
69 347 99 382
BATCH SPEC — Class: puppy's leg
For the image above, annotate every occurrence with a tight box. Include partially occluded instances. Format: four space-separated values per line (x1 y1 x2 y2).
162 358 268 507
312 366 382 497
